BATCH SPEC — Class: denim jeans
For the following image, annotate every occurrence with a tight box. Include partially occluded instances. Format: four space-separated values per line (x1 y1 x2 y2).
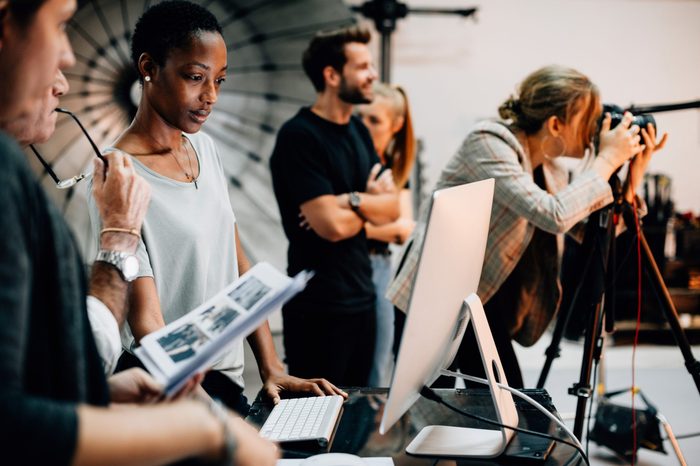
368 252 394 386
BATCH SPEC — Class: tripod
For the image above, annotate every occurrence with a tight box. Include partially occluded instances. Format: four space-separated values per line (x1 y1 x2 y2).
536 174 700 441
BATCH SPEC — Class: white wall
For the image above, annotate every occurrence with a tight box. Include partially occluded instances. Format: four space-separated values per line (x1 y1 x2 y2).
352 0 700 214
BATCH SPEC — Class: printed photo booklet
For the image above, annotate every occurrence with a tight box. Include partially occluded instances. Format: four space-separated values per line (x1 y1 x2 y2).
135 262 313 396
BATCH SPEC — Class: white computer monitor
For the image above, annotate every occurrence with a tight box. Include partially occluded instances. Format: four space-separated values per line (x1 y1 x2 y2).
379 178 519 458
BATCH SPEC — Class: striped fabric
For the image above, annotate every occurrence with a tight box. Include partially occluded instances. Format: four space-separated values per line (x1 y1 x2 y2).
386 121 614 346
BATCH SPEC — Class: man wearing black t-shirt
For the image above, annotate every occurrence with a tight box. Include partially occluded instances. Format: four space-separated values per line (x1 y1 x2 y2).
270 26 399 386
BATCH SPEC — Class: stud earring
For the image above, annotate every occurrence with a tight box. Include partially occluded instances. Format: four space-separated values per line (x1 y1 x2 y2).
144 76 151 82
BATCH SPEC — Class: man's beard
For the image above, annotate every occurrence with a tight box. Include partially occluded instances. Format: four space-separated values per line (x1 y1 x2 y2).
338 77 372 105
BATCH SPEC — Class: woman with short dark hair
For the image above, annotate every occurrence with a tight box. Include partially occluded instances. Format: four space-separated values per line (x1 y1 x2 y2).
87 0 343 413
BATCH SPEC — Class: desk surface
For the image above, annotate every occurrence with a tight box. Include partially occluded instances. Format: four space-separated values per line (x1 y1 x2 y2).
246 388 583 465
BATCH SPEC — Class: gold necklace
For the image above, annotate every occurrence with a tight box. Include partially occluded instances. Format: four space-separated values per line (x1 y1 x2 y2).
170 136 199 189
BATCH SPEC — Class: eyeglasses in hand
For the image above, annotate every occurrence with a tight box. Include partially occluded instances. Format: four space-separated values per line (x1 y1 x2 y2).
29 108 107 189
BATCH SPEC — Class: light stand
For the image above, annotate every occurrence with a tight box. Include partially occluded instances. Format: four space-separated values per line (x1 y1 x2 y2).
351 0 477 81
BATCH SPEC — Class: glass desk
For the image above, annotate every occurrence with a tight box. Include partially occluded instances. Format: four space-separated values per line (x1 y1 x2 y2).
247 387 583 465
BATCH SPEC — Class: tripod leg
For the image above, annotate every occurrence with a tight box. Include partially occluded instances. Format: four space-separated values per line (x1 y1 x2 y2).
638 230 700 393
537 215 607 389
571 300 604 440
658 414 687 466
537 261 591 388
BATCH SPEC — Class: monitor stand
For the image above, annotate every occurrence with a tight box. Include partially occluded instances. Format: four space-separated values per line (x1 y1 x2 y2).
406 293 519 458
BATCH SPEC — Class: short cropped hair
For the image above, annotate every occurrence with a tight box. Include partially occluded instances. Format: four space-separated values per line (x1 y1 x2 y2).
131 0 222 79
302 25 371 92
7 0 46 26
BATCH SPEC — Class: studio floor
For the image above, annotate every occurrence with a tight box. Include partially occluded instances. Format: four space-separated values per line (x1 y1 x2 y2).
242 327 700 466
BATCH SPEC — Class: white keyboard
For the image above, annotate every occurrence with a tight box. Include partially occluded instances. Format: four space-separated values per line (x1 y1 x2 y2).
259 395 344 445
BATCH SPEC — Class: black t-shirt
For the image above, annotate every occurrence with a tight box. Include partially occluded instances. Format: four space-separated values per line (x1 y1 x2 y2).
270 107 380 313
0 132 109 464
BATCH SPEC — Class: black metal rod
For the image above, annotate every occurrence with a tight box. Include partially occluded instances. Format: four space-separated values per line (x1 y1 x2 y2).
537 226 599 388
627 99 700 114
572 300 604 440
353 1 478 83
380 31 392 82
407 7 477 17
570 215 615 441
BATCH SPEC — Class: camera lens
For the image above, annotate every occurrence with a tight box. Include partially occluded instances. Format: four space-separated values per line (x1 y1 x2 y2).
632 113 656 130
607 111 656 131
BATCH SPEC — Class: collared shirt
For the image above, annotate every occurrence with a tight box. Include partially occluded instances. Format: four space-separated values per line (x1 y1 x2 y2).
86 296 121 375
386 121 614 346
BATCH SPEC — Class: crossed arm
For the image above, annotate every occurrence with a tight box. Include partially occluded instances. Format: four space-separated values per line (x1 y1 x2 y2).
299 164 401 242
364 188 414 245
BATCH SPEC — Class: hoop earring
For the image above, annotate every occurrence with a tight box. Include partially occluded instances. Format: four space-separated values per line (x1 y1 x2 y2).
540 134 565 159
144 76 151 82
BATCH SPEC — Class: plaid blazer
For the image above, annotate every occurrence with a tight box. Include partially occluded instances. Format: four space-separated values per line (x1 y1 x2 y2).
386 121 614 346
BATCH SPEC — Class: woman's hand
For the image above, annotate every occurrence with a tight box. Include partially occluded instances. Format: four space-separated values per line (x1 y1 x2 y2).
625 123 668 202
366 163 396 194
594 112 643 179
262 369 348 404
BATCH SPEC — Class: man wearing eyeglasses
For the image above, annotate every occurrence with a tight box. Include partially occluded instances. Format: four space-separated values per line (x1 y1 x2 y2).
1 70 151 375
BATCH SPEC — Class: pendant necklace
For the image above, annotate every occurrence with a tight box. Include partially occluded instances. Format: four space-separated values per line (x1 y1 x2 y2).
170 136 199 189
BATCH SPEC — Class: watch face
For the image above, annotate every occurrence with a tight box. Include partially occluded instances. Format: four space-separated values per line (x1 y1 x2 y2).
350 192 361 208
123 255 139 280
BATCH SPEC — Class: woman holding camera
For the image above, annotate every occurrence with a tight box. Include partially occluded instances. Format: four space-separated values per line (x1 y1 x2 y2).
387 65 667 388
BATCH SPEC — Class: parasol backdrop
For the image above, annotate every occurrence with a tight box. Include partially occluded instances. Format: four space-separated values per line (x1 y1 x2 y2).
32 0 356 269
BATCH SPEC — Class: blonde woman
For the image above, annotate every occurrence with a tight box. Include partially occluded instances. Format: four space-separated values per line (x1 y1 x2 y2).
387 66 666 387
358 83 416 386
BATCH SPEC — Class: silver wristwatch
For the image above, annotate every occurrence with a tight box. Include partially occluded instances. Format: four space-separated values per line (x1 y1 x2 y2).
95 250 139 282
348 191 366 221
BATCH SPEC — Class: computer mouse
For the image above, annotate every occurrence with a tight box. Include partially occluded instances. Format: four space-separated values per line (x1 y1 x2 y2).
300 452 367 466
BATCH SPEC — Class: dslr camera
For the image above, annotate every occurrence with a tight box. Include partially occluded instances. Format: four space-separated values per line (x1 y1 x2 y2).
603 103 656 131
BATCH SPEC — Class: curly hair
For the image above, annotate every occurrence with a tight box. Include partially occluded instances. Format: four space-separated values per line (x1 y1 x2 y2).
131 0 222 80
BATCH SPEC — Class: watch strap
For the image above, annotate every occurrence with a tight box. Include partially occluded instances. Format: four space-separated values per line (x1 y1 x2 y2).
348 191 366 221
95 250 138 282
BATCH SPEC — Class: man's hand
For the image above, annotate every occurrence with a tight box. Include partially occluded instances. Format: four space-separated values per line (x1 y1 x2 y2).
92 150 151 253
366 163 396 194
108 368 205 404
262 370 348 404
108 368 163 404
229 416 279 466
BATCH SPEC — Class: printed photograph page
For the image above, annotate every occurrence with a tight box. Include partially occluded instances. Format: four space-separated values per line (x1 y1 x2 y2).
135 262 311 392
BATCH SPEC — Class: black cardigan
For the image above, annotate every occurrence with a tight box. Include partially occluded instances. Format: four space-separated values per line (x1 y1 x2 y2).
0 132 109 465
